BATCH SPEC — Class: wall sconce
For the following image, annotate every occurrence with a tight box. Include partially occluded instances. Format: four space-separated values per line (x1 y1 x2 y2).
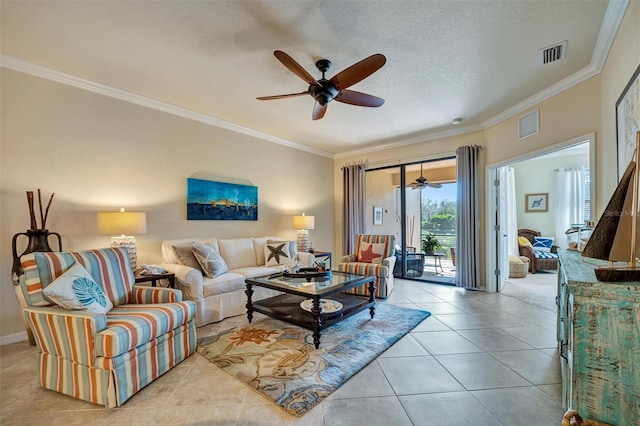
293 212 315 252
97 208 147 270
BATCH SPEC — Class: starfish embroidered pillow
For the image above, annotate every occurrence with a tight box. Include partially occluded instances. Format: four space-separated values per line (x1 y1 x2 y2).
43 262 113 314
357 242 385 264
268 240 298 260
263 242 291 266
192 241 229 278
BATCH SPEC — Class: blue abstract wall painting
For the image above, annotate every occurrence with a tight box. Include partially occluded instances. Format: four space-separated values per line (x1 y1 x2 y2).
187 178 258 220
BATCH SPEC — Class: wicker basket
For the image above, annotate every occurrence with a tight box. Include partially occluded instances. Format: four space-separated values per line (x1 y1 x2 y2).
509 256 530 278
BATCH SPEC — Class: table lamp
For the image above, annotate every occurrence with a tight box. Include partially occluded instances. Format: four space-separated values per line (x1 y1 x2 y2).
293 213 315 252
97 208 147 270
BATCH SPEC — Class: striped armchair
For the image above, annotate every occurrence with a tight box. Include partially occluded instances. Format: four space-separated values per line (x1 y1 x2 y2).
336 234 396 298
15 247 197 408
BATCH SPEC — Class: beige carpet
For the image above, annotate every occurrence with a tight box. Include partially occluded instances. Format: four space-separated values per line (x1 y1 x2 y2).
502 271 558 312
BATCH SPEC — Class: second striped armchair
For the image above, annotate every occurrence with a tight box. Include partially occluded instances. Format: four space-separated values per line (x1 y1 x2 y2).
336 234 396 298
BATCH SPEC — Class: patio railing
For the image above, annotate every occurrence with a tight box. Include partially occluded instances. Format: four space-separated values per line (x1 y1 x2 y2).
421 232 456 260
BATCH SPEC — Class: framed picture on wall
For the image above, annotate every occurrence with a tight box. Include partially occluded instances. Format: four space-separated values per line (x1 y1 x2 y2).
373 206 383 225
525 193 548 212
616 63 640 181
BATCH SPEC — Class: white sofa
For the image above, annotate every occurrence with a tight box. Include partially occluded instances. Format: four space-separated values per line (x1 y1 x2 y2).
160 236 315 326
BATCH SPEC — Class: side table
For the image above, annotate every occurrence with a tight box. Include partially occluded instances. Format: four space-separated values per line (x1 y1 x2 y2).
310 250 332 269
134 270 175 288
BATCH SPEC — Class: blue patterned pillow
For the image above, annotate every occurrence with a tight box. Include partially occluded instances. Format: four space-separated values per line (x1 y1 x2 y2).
43 262 113 314
533 236 554 252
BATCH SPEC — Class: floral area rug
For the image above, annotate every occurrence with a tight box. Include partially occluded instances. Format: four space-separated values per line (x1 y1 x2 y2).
197 303 430 416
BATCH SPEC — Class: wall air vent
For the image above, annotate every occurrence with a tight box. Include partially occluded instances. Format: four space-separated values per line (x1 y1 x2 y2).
518 108 539 140
540 41 567 64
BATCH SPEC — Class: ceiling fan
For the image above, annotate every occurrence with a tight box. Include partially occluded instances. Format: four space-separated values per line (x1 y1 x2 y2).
408 164 442 189
257 50 386 120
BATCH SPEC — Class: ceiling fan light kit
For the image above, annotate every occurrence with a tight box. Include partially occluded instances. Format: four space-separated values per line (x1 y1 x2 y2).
257 50 386 120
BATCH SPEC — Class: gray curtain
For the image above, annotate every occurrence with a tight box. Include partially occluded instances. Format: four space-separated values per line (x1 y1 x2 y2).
342 163 366 255
455 145 482 289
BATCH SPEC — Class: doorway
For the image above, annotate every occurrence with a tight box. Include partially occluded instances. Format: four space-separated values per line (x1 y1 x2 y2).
365 157 457 284
486 133 595 292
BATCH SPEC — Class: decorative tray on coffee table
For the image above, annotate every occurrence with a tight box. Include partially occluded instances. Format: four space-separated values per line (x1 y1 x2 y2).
282 267 331 281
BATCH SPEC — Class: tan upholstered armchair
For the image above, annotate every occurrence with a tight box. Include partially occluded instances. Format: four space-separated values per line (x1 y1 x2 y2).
517 229 559 273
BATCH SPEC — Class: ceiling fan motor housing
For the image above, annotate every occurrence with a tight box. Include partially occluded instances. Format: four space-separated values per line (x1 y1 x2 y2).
309 80 339 106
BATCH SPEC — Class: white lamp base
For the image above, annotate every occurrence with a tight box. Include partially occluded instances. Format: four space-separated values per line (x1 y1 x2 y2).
296 229 310 252
110 235 138 270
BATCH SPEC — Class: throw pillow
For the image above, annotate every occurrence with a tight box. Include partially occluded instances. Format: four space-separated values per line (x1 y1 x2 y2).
357 242 385 264
43 262 113 314
268 239 298 259
517 236 532 247
263 242 291 266
192 242 229 278
533 236 554 252
508 254 523 264
172 244 203 271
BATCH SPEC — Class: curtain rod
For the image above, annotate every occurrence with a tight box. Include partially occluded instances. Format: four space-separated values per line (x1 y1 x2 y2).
340 160 368 170
364 150 457 169
341 145 481 170
554 166 589 171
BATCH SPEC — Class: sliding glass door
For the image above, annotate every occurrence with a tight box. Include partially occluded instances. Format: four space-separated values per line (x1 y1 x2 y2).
365 158 457 284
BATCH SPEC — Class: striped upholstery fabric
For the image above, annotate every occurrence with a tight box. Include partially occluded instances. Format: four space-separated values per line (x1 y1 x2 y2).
337 234 397 298
97 303 196 357
22 248 134 307
132 285 181 304
19 247 197 408
534 251 559 259
26 307 107 366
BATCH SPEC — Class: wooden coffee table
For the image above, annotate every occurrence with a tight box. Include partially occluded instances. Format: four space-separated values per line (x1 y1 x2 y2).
245 271 376 349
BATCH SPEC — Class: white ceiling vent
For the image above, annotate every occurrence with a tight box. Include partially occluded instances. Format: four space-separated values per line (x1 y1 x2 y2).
540 41 567 64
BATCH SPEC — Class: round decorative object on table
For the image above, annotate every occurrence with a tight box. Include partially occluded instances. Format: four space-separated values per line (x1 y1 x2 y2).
300 298 343 314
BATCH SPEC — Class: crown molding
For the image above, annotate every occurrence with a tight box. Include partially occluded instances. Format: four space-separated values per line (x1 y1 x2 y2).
334 124 484 159
0 0 627 161
480 63 599 129
591 0 629 72
0 55 334 159
346 0 628 159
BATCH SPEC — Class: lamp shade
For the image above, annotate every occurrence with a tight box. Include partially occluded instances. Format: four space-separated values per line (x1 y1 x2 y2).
97 211 147 235
293 214 315 230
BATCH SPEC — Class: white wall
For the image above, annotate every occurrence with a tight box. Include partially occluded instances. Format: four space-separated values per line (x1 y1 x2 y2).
512 152 590 237
365 170 399 238
0 70 335 341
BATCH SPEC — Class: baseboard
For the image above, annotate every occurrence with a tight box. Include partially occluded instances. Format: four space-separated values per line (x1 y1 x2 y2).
0 331 28 346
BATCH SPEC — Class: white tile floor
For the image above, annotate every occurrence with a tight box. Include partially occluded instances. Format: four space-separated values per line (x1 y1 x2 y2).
0 278 563 425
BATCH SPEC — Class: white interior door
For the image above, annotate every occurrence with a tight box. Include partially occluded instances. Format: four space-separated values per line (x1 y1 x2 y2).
496 167 509 291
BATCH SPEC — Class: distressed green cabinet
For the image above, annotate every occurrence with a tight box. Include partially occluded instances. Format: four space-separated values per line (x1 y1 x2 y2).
558 250 640 425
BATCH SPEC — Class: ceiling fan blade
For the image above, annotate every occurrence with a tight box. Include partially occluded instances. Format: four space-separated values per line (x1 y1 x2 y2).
273 50 319 85
427 183 442 189
335 90 385 107
257 91 309 100
312 102 327 120
330 54 386 91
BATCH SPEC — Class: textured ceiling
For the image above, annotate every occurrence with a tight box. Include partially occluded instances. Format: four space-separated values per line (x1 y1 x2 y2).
1 1 614 157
